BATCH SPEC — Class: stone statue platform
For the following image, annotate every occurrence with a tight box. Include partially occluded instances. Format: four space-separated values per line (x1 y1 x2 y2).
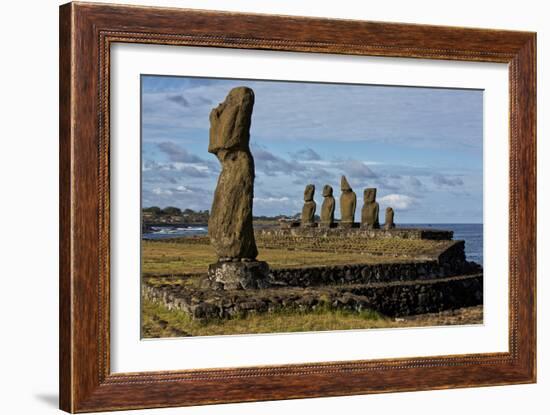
144 273 482 322
143 239 483 322
207 260 270 290
269 225 453 240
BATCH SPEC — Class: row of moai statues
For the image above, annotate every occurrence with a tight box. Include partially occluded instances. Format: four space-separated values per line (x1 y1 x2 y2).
301 176 396 230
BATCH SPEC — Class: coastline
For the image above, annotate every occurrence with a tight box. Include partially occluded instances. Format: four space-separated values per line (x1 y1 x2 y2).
142 223 483 265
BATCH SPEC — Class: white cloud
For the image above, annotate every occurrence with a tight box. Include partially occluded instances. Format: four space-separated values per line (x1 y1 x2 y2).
432 174 464 187
253 196 301 216
157 142 205 163
151 185 205 197
379 194 417 210
174 185 193 193
142 78 482 149
290 148 322 161
152 187 173 196
143 159 216 179
254 196 290 204
341 160 377 179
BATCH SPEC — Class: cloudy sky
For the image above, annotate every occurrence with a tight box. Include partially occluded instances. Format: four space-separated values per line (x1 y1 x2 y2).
141 75 483 223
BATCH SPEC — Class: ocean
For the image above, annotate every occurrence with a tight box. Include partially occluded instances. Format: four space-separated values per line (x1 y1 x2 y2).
143 223 483 266
399 223 483 265
143 225 208 239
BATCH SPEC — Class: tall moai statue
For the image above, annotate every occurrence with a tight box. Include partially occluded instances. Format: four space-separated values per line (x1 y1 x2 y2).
384 207 396 230
301 184 316 227
339 176 357 227
320 184 335 227
207 87 269 289
361 188 380 229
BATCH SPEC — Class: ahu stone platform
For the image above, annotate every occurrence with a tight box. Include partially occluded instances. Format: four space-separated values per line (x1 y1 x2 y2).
142 239 483 321
264 225 454 240
143 274 482 321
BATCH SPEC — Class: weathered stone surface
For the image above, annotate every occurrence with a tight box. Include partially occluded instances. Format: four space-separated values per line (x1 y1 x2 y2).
320 185 335 227
143 236 482 322
340 176 357 225
143 273 483 321
264 226 454 240
265 241 480 287
254 232 459 262
208 87 258 260
361 188 380 229
384 207 396 230
301 184 316 227
207 260 270 290
278 219 300 229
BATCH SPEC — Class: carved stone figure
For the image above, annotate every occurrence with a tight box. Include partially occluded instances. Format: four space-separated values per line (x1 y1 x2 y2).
384 207 396 230
208 87 257 260
339 176 357 227
361 188 380 229
207 87 268 289
301 184 316 227
320 185 335 227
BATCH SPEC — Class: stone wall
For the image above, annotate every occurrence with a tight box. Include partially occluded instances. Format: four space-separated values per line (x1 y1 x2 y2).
268 259 480 288
259 226 453 240
142 228 482 322
266 240 479 287
143 274 483 320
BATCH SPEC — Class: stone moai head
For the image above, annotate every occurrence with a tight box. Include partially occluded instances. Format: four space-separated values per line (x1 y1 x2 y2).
341 176 352 192
364 188 377 203
386 207 394 217
322 184 333 197
304 184 315 201
208 87 255 155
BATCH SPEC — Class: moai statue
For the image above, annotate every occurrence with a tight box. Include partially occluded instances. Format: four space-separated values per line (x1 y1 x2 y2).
339 176 357 227
361 188 380 229
384 207 396 230
301 184 316 227
207 87 269 289
320 184 335 227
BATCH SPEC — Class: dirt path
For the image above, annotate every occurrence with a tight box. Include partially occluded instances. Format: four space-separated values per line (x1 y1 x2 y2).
398 305 483 326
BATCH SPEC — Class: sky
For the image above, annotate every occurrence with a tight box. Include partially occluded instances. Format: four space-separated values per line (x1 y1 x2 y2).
141 75 483 223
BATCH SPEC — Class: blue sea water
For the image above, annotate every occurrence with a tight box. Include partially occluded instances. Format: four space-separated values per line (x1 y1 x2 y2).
143 226 208 239
400 223 483 265
143 223 483 266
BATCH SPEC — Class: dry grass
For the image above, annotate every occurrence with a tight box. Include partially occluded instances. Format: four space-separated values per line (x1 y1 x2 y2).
141 298 483 338
142 237 450 276
140 235 472 338
256 234 451 256
142 242 215 276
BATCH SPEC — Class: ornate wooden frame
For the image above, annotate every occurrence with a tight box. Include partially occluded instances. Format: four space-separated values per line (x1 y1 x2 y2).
59 2 536 412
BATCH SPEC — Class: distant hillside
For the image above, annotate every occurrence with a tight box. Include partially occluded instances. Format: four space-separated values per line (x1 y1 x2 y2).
142 206 302 226
142 207 209 225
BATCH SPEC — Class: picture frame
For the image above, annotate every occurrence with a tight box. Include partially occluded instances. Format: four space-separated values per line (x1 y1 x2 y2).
59 2 536 412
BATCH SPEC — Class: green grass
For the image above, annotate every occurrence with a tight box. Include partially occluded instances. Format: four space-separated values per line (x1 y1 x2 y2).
140 235 463 337
142 298 483 338
142 298 394 337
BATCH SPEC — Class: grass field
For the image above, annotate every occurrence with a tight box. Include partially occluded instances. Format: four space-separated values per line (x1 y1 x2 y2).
141 297 483 338
141 235 480 337
142 236 450 276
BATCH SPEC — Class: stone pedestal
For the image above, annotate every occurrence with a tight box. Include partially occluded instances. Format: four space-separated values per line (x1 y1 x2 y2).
339 222 360 229
208 260 270 290
360 223 378 230
319 222 337 228
279 220 300 229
